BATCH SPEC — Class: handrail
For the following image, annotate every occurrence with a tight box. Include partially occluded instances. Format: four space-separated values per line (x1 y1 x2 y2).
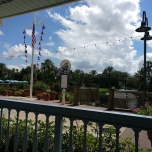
0 98 152 131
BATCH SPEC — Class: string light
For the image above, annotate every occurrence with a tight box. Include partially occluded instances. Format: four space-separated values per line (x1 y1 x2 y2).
0 35 142 59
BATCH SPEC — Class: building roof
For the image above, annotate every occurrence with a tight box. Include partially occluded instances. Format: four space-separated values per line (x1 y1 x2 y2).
0 0 79 19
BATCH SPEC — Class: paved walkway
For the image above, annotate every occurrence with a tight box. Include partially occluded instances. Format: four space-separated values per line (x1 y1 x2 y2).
0 95 151 149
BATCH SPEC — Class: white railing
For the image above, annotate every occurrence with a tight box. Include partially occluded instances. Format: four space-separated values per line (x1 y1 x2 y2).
0 98 152 152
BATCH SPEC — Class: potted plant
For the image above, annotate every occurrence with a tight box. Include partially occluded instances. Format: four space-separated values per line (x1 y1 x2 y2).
23 89 30 96
37 93 43 100
50 91 57 100
3 90 8 96
42 92 47 99
8 90 13 96
132 101 152 147
14 91 22 96
0 86 9 95
33 81 47 96
44 93 50 101
44 89 50 101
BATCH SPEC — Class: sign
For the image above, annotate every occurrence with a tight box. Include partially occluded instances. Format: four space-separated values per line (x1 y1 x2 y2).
60 59 71 71
61 75 68 89
59 59 72 75
114 93 127 99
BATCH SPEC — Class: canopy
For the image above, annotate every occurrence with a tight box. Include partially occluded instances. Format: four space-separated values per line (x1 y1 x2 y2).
0 0 79 19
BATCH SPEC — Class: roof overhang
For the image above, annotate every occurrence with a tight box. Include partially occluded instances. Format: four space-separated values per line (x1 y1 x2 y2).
0 0 80 19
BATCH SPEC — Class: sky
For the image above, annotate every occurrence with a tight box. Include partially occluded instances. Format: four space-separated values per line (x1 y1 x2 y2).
0 0 152 75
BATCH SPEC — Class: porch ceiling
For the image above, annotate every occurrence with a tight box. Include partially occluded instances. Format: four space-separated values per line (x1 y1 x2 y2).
0 0 79 19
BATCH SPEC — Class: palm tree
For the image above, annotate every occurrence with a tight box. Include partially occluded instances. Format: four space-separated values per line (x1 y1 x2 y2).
121 72 130 90
102 66 114 88
146 61 152 79
69 69 84 86
89 70 98 86
41 59 55 72
41 59 57 86
134 68 144 91
0 63 7 79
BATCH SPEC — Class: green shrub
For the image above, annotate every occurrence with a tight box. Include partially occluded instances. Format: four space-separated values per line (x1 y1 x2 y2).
0 118 151 152
59 92 74 103
14 91 22 96
18 83 29 90
0 86 9 95
99 88 108 93
33 81 47 91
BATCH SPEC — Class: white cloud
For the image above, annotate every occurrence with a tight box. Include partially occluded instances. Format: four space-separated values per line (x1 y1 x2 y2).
1 44 33 62
0 30 3 36
6 65 21 70
47 0 146 74
45 36 54 46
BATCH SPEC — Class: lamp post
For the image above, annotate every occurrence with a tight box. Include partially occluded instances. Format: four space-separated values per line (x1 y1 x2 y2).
135 11 151 104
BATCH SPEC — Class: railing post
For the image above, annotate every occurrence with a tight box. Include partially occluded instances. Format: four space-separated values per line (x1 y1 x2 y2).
73 86 80 106
54 116 63 152
108 88 115 110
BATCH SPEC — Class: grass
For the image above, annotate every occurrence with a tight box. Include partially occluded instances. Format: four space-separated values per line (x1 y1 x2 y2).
98 88 108 93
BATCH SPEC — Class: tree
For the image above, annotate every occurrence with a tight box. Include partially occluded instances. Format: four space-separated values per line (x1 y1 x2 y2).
0 63 7 79
69 69 84 86
41 59 58 86
134 68 144 91
146 61 152 78
89 70 98 86
102 66 114 88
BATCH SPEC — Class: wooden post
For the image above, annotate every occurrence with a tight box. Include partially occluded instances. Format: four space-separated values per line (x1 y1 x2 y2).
73 87 80 106
108 88 115 110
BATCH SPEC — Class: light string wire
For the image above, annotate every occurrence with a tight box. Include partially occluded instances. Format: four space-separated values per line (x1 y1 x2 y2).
0 35 143 59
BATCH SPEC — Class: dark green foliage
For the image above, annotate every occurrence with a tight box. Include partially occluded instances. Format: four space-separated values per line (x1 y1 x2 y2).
0 86 9 94
0 118 151 152
18 83 29 90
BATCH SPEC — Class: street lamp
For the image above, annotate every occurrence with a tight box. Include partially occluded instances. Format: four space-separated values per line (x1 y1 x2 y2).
135 11 151 104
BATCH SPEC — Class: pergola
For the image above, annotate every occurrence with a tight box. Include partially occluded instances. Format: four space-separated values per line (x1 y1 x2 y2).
0 0 79 19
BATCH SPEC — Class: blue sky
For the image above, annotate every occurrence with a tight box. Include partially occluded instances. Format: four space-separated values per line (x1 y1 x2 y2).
0 0 152 74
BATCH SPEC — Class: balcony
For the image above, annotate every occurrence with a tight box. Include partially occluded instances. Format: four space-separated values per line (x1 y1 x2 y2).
0 97 152 152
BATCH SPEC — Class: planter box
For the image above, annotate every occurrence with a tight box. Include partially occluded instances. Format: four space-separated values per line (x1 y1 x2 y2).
50 94 56 100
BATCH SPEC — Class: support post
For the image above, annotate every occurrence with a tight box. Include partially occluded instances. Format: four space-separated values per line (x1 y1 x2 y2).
108 88 115 110
143 33 147 104
73 86 80 106
62 89 65 105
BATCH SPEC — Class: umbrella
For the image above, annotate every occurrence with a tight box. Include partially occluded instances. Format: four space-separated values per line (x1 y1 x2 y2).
13 80 19 83
22 80 28 83
5 80 10 82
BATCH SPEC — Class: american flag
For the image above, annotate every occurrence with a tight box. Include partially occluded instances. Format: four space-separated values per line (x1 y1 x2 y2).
32 23 36 48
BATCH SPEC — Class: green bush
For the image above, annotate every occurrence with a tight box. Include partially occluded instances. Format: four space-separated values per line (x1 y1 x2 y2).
14 91 22 96
59 92 74 103
0 86 9 95
99 88 108 93
33 81 47 91
0 118 151 152
18 83 29 90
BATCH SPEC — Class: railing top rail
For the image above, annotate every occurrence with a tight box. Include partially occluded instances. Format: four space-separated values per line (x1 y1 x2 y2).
0 98 152 130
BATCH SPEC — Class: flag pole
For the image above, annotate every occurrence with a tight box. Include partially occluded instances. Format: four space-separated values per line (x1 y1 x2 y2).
30 12 36 98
